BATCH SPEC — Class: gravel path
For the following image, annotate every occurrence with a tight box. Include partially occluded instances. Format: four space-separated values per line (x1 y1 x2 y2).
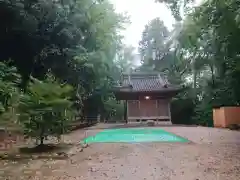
1 125 240 180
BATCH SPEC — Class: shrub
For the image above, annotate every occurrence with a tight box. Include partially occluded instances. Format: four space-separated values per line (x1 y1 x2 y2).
194 100 214 127
0 62 20 127
18 76 74 145
0 62 20 112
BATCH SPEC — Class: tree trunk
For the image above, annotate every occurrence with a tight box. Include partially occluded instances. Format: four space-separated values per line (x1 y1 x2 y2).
192 53 198 99
193 70 197 89
40 124 45 145
40 136 44 145
193 68 197 99
124 100 128 124
210 64 215 87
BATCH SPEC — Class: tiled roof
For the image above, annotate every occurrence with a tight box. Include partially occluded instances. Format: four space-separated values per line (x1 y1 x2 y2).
121 73 175 92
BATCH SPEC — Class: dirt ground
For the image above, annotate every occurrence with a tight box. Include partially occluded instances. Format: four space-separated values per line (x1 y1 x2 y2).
1 124 240 180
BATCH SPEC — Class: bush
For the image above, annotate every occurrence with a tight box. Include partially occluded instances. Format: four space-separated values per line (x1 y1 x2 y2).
102 98 124 121
18 76 74 145
171 97 195 125
170 86 196 125
194 100 214 127
0 62 20 127
0 62 20 113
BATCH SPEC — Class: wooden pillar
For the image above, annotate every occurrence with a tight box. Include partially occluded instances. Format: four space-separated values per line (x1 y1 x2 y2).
156 100 159 124
124 100 128 124
168 100 172 123
139 100 142 123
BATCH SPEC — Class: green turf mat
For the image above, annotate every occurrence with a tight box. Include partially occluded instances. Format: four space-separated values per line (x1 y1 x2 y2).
83 128 188 143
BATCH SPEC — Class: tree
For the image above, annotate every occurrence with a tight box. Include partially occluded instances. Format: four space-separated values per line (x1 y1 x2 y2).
0 0 126 87
18 76 74 145
138 18 170 70
0 0 129 126
115 45 137 73
156 0 195 21
156 0 240 126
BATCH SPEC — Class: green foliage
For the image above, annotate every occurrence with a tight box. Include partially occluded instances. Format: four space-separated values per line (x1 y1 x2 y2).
0 0 129 129
115 45 137 73
0 62 20 117
180 0 240 125
156 0 194 20
194 100 214 127
18 76 74 144
170 86 195 125
139 18 169 68
102 98 124 121
139 0 240 127
0 0 127 87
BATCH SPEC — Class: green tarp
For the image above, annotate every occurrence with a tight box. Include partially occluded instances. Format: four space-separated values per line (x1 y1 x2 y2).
83 128 188 143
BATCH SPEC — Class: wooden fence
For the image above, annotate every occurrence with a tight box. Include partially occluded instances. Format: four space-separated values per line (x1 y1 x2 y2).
213 107 240 128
